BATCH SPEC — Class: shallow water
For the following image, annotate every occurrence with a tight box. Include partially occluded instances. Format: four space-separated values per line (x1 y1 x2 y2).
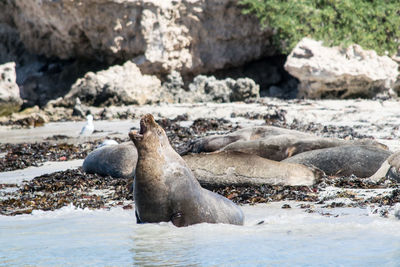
1 203 400 266
0 160 83 185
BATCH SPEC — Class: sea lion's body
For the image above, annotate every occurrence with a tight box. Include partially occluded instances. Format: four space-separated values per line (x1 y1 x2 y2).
187 126 387 160
283 145 392 177
187 126 311 154
82 142 137 178
183 151 319 187
130 114 244 227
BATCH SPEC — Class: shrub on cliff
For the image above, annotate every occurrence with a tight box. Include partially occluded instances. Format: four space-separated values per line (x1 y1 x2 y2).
240 0 400 55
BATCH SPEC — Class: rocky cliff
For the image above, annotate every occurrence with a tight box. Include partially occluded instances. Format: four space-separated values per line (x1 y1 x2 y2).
10 0 274 75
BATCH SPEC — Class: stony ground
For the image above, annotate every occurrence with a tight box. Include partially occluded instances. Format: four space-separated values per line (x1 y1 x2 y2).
1 98 400 217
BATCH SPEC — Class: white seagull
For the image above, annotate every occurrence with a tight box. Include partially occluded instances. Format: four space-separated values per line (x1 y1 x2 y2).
80 114 94 136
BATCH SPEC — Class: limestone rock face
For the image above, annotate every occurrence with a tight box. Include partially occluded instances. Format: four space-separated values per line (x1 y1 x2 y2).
65 61 162 106
0 62 22 116
284 38 399 98
11 0 273 75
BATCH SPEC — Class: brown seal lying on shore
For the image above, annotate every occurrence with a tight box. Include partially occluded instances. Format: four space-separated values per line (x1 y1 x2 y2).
221 134 387 161
183 151 320 187
186 126 310 154
129 114 244 227
282 145 392 177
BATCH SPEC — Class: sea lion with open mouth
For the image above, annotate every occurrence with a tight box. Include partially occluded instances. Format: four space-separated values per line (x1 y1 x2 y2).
129 114 244 227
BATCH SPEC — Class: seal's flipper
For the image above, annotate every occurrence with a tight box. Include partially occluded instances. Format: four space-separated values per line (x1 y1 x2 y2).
171 212 186 227
135 210 143 224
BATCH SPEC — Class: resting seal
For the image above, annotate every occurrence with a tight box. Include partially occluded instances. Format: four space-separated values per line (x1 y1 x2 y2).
369 151 400 182
283 145 392 177
186 126 311 154
185 126 386 158
183 151 320 187
82 142 137 178
129 114 244 227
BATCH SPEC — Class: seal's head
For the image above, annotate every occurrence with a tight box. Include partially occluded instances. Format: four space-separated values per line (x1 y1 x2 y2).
129 114 169 151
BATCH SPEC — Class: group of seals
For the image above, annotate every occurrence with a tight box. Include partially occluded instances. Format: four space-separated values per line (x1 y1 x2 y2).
82 114 394 227
129 114 244 227
186 125 391 177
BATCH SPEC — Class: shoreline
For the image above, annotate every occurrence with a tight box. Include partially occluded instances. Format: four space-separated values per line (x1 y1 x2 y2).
1 97 400 217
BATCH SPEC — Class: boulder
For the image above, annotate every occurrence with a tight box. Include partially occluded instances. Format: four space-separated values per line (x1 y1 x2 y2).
186 75 259 103
0 62 22 116
82 142 137 178
65 67 259 106
183 151 319 187
64 61 162 106
284 38 399 98
10 0 274 75
2 105 49 128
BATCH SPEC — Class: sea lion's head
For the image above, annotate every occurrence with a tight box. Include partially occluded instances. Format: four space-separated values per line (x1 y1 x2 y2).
129 114 169 151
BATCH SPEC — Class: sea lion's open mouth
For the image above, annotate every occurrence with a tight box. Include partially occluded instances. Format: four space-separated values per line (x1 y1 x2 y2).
139 119 147 135
129 114 156 142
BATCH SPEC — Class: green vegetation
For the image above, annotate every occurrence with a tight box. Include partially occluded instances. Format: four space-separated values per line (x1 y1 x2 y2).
239 0 400 55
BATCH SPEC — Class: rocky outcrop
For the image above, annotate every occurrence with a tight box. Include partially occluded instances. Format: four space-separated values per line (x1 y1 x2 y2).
187 75 260 103
284 38 399 98
10 0 274 76
63 63 259 106
0 105 49 128
0 4 106 109
163 73 260 103
64 61 162 106
0 62 23 116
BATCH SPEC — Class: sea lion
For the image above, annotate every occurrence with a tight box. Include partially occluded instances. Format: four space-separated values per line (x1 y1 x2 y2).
221 134 387 161
183 151 320 187
369 151 400 182
282 145 392 177
185 125 386 156
129 114 244 227
82 142 137 178
387 152 400 181
186 126 312 154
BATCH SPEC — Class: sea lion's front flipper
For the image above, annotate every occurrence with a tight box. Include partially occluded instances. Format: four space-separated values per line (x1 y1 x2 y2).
135 210 143 224
171 212 186 227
